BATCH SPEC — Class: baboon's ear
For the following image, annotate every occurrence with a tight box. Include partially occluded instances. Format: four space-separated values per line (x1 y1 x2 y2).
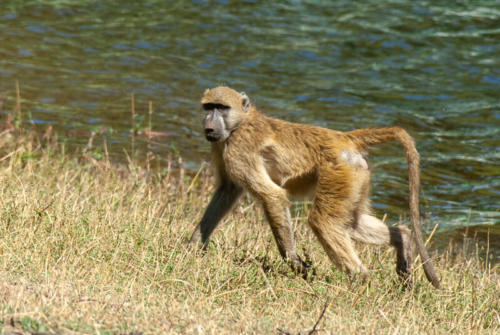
241 92 250 112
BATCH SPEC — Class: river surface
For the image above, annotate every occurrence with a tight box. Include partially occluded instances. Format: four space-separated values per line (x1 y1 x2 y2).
0 1 498 253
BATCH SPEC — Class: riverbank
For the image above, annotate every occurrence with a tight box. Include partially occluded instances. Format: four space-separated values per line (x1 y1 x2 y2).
0 128 498 334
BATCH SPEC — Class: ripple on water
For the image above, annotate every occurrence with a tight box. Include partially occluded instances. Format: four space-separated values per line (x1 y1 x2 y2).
0 0 498 243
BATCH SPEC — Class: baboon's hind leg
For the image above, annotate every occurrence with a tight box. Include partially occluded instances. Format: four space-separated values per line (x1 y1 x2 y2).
308 167 369 279
351 213 413 281
309 212 368 278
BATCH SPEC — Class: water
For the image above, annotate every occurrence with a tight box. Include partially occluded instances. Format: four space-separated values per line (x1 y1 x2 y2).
0 0 498 252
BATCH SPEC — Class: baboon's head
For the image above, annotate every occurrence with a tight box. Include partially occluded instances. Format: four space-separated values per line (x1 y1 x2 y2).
200 86 251 142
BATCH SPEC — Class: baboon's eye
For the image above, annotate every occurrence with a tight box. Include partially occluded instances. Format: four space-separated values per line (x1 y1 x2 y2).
202 103 230 111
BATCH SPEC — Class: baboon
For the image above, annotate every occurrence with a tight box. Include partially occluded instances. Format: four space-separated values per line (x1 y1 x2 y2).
190 86 440 288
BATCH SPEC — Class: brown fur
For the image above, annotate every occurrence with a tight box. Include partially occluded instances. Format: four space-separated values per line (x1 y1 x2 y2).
190 86 440 289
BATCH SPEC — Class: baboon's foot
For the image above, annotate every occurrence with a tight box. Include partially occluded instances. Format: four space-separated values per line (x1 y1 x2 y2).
396 230 414 288
396 253 412 278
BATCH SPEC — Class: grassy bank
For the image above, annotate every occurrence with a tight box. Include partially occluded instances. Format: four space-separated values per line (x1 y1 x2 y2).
0 129 498 335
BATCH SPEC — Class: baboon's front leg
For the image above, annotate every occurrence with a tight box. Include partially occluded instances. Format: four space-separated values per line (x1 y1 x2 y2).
190 182 242 246
261 196 309 274
231 162 308 274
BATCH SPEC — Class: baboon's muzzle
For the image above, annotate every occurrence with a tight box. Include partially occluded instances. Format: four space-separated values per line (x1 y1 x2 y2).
205 128 221 142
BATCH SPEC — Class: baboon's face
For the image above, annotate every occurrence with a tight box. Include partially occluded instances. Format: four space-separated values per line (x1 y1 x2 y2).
200 87 251 142
202 103 233 142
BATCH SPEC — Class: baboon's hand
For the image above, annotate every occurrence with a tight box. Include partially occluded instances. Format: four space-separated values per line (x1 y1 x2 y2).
290 254 310 276
188 226 202 246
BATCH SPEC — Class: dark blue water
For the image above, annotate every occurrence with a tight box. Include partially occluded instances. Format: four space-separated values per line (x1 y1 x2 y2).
0 0 498 242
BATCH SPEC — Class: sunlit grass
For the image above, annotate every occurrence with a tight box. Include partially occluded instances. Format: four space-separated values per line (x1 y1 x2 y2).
0 129 498 334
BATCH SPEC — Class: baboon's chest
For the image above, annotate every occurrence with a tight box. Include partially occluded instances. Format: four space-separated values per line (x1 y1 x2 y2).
259 144 317 195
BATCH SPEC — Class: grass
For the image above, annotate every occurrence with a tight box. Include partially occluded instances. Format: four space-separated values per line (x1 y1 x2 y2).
0 127 498 335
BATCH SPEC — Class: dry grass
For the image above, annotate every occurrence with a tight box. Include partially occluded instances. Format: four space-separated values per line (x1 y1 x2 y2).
0 129 498 335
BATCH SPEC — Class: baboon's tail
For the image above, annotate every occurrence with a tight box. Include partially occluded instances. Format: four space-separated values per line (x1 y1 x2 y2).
346 127 440 289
